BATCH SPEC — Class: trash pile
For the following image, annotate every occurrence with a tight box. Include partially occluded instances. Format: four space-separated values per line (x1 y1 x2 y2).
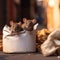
36 28 50 52
1 18 60 56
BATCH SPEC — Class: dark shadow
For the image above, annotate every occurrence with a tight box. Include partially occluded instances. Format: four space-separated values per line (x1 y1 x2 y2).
4 52 36 54
0 0 7 32
0 55 8 60
20 0 30 19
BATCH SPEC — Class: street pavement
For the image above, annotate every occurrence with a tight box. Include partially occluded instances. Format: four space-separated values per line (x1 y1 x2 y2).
0 51 60 60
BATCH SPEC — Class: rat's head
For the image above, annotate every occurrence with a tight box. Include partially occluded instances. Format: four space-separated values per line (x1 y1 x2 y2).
22 18 37 31
11 21 23 33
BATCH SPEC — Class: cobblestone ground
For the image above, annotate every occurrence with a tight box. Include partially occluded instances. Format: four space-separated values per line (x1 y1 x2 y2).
0 51 60 60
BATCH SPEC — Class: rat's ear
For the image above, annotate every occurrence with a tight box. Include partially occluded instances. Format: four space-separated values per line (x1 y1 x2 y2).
23 18 27 23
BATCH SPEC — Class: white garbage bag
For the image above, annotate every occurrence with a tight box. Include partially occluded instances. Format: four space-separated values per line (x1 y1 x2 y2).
3 25 36 53
54 39 60 47
41 29 60 56
41 39 59 56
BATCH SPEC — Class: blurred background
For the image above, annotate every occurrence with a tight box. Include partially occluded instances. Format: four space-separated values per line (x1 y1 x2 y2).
0 0 60 33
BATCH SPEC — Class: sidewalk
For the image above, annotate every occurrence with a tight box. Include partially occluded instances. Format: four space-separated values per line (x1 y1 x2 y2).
0 51 60 60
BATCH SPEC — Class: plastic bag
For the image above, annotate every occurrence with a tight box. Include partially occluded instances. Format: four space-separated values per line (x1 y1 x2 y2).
3 30 36 53
41 39 59 56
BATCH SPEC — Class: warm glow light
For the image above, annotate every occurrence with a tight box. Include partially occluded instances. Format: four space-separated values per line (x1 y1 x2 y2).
48 0 55 7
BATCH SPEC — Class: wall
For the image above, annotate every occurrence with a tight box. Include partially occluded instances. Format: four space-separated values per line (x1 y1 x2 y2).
43 0 60 32
0 0 6 31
